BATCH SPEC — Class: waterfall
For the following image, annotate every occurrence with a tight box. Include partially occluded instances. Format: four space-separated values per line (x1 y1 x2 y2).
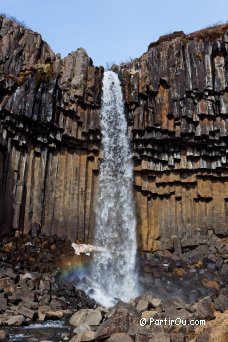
90 71 138 306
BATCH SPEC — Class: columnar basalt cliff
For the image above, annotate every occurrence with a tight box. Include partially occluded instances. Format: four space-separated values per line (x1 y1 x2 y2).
120 25 228 251
0 17 104 241
0 17 227 251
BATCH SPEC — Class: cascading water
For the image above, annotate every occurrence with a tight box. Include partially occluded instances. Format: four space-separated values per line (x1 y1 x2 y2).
90 71 138 306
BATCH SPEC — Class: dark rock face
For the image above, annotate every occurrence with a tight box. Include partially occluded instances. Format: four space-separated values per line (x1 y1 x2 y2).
0 17 103 241
0 17 228 251
120 24 228 251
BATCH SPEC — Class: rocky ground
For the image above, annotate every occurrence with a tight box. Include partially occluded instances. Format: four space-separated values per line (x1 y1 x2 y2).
0 234 227 341
138 237 228 304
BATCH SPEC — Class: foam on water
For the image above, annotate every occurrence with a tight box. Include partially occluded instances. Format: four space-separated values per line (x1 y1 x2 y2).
24 320 65 329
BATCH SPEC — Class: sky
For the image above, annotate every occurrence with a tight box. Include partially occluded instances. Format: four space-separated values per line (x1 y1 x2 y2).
0 0 227 66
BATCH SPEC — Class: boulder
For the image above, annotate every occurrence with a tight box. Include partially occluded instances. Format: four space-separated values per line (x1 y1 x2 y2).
7 314 25 326
162 307 193 321
70 310 88 326
73 324 91 334
151 298 161 308
18 305 36 319
69 309 102 327
136 299 149 312
84 309 102 326
193 298 215 320
80 331 95 341
141 310 158 322
95 301 149 340
45 310 64 319
213 294 228 312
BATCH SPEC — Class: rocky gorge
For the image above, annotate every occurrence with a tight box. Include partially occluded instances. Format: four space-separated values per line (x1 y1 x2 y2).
0 15 228 342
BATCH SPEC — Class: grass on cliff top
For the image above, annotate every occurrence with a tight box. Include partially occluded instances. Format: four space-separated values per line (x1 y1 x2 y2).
148 21 228 49
188 22 228 40
0 12 29 29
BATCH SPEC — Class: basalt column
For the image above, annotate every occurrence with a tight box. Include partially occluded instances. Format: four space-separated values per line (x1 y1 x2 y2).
0 17 104 240
0 18 227 252
120 25 228 251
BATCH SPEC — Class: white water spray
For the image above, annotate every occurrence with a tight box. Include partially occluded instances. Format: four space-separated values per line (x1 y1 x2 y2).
90 71 138 306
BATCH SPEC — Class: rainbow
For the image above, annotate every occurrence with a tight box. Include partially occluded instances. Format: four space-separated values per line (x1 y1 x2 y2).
59 254 92 282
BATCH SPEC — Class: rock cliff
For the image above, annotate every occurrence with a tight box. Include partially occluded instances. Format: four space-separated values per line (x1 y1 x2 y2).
0 16 104 241
119 25 228 251
0 16 227 251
